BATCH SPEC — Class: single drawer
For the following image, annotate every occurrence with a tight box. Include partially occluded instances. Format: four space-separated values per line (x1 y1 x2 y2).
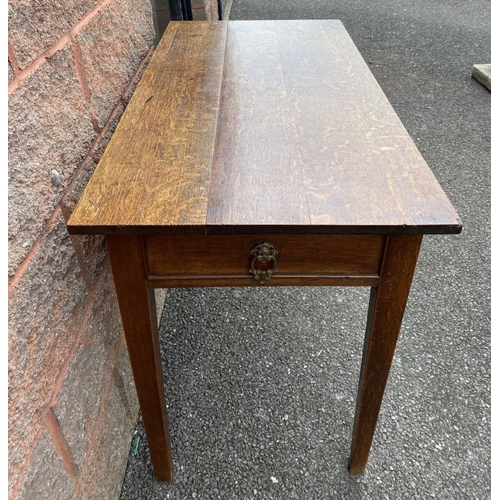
144 234 385 284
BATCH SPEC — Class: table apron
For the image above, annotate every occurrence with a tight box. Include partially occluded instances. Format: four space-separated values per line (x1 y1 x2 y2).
142 233 386 288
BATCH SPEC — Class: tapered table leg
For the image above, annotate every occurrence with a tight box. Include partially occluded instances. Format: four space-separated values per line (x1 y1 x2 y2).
349 234 423 474
106 235 173 482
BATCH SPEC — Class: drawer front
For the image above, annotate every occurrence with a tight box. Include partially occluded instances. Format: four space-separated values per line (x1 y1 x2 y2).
144 234 385 281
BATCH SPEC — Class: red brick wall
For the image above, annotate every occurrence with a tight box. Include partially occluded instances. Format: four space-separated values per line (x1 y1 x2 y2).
191 0 220 20
8 1 167 498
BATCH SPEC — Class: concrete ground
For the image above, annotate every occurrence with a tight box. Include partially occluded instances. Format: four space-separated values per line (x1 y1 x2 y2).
120 0 490 498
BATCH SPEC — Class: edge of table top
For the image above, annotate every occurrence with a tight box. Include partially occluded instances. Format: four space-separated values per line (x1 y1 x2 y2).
66 223 462 236
67 20 462 236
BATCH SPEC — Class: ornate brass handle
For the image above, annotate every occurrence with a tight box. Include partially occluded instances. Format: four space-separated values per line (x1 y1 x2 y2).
249 242 278 284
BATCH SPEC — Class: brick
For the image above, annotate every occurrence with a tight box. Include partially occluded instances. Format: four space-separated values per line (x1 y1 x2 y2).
70 232 107 291
121 49 153 107
8 213 88 492
211 0 219 20
192 0 219 20
192 0 218 21
77 0 154 129
9 60 15 82
8 44 95 275
15 430 75 500
58 103 127 288
192 5 211 20
59 160 98 220
154 0 170 8
53 265 124 471
191 0 208 9
89 101 125 163
114 343 140 428
75 352 139 500
8 0 98 69
60 159 108 289
59 99 125 218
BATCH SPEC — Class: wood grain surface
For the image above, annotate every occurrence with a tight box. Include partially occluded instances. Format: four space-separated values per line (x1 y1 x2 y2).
67 20 461 236
106 235 173 481
207 21 461 234
68 22 227 233
348 234 423 474
64 22 459 481
144 233 385 276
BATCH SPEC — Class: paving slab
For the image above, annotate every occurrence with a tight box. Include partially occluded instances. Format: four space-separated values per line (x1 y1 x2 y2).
472 63 491 91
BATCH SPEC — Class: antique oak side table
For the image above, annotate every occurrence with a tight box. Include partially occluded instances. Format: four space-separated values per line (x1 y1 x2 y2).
67 20 462 482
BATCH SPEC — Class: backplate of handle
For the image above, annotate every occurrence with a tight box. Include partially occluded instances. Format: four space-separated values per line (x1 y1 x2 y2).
249 242 278 284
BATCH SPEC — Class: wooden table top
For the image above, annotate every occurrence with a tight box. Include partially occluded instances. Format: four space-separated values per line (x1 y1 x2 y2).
67 20 462 236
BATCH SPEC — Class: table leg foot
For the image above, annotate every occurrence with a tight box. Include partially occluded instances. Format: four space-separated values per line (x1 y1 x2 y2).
348 234 422 475
107 235 174 482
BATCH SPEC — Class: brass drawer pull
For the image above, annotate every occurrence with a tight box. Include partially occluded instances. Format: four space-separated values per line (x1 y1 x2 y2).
250 242 278 284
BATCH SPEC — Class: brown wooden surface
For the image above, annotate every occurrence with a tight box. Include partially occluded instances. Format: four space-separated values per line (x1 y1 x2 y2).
146 274 380 288
67 20 462 236
207 21 460 234
65 20 461 482
144 234 385 276
68 22 227 234
106 235 173 482
348 234 423 474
